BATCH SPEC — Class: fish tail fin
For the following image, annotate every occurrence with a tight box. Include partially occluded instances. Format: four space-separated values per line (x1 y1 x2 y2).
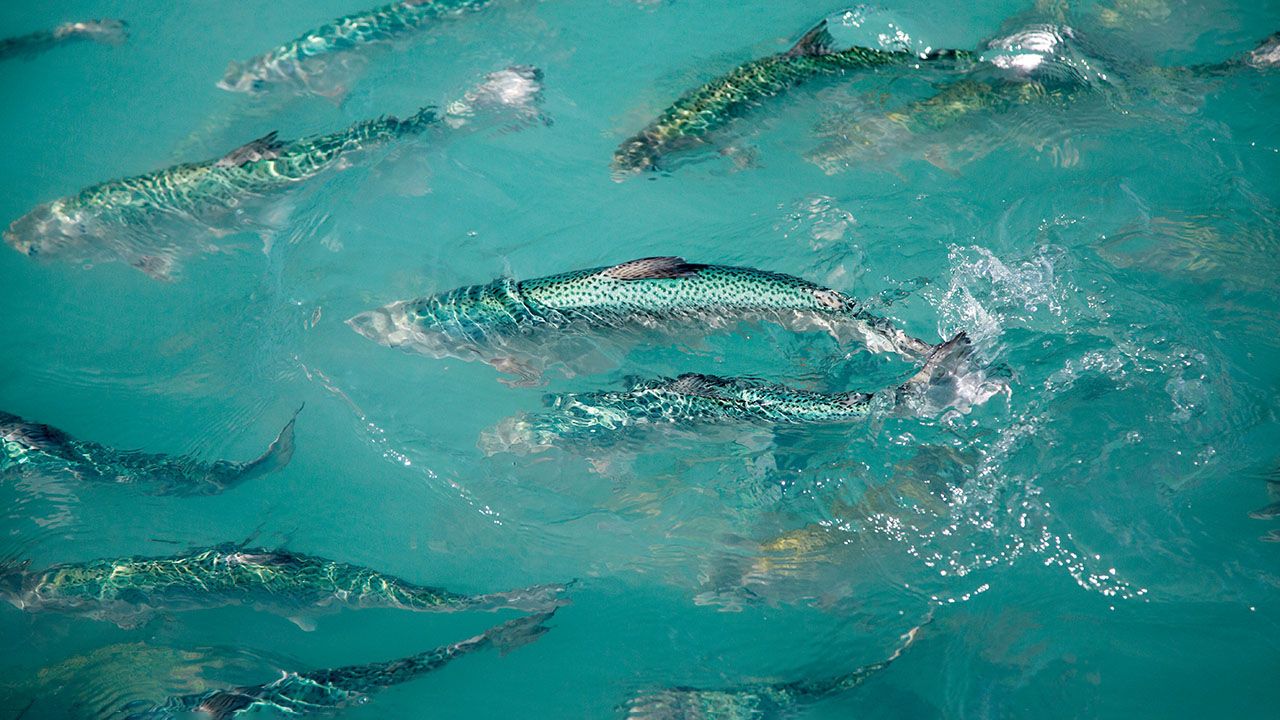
894 331 974 404
235 404 303 483
788 19 835 57
443 65 548 130
483 609 557 656
469 580 574 613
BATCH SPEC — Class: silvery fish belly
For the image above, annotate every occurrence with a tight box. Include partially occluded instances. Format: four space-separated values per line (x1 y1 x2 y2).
0 408 297 495
219 0 491 95
480 374 878 456
0 545 568 629
348 256 937 381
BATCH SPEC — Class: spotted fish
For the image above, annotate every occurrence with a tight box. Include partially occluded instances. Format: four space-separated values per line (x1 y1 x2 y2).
809 27 1280 173
481 334 969 454
219 0 491 95
0 407 298 496
612 14 975 175
0 543 568 629
0 19 126 62
5 65 544 280
123 611 553 719
349 256 948 381
626 619 927 720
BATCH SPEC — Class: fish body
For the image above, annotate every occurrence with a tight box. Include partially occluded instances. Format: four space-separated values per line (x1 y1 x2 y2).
1 544 566 628
349 256 937 378
0 19 126 61
626 621 926 720
613 17 975 174
481 333 970 454
0 408 297 496
125 612 553 719
5 66 543 279
484 374 875 454
809 26 1280 172
220 0 490 94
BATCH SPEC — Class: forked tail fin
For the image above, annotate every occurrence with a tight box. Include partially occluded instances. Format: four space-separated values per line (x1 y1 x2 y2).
235 405 303 484
482 609 557 656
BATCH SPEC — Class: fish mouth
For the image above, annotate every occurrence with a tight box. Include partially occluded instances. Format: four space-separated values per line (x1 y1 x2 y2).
347 306 401 346
347 301 451 357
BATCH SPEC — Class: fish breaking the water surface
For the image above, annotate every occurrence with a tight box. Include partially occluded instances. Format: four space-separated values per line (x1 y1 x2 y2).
4 65 544 280
612 13 976 175
0 407 299 496
123 611 554 719
220 0 492 96
808 26 1280 173
1 543 568 629
0 20 126 62
349 256 950 382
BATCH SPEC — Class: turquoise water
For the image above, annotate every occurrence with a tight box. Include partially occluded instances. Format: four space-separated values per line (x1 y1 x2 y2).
2 0 1279 717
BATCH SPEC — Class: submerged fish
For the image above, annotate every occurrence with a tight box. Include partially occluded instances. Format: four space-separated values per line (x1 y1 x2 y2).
1 543 568 629
0 407 298 496
220 0 490 96
481 333 970 454
349 256 949 381
124 611 553 719
612 14 975 175
5 65 544 280
626 619 926 720
0 19 126 62
808 27 1280 173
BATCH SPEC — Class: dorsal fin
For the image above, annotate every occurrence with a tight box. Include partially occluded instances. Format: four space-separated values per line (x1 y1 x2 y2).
215 131 284 168
600 257 706 281
787 20 834 57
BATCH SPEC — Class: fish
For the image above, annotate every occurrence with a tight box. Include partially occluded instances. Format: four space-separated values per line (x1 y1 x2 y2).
625 618 927 720
612 13 976 176
5 65 544 280
0 19 126 62
0 407 299 496
349 256 950 382
808 27 1280 173
123 611 554 719
0 543 569 629
219 0 491 96
480 333 971 454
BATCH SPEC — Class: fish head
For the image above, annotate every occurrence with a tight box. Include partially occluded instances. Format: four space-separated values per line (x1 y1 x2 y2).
477 415 555 456
346 299 463 357
611 138 661 179
5 200 99 262
56 19 127 44
217 60 267 94
1248 32 1280 68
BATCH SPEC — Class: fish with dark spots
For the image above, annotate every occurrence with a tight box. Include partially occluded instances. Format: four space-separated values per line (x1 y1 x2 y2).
349 256 957 382
5 66 544 280
612 13 976 176
481 333 971 454
0 543 569 629
0 19 126 62
809 26 1280 173
124 612 553 719
1 407 299 496
220 0 492 96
